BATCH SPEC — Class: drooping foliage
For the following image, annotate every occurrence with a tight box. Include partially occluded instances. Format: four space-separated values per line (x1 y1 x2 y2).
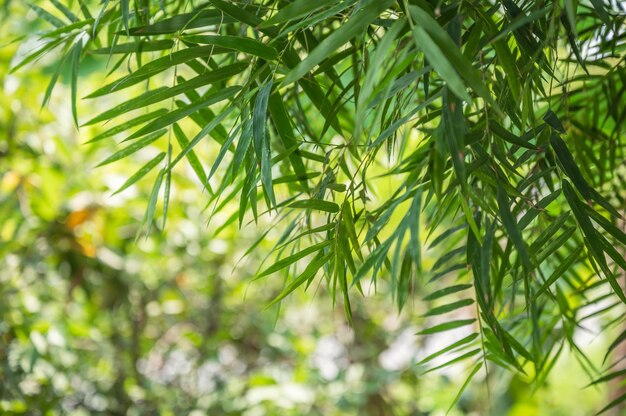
7 0 626 410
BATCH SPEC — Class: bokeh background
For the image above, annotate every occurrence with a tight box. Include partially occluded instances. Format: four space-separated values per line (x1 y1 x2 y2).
0 4 617 415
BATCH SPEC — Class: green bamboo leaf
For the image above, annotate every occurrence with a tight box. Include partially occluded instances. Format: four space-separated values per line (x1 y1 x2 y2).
231 118 253 181
50 0 78 23
551 133 621 218
335 238 353 324
597 392 626 416
122 86 240 141
356 17 404 126
478 219 495 306
162 145 172 229
533 246 583 300
112 152 165 195
432 247 466 272
342 201 362 260
263 0 336 26
587 369 626 387
268 92 308 190
518 190 561 230
408 190 423 270
41 19 93 38
560 12 588 74
418 319 476 335
84 63 246 126
253 79 276 208
141 169 164 239
126 10 231 35
90 40 175 54
85 46 221 98
172 123 211 192
371 91 441 147
417 333 479 366
489 121 538 150
274 0 358 39
424 299 474 317
257 240 334 278
282 0 393 85
182 35 278 60
551 134 591 198
289 199 340 213
424 284 473 301
409 5 496 107
428 224 467 249
589 0 611 24
497 184 532 270
267 251 334 307
70 40 82 127
87 109 169 143
42 48 69 109
273 172 320 185
169 106 238 172
397 250 412 311
605 329 626 364
208 122 240 181
77 0 92 19
505 330 535 362
562 180 626 305
411 26 470 102
279 223 336 248
447 362 483 414
121 0 130 33
28 2 66 27
92 0 110 36
10 37 66 73
424 348 481 374
535 226 576 264
208 0 264 28
96 129 165 167
490 7 551 43
584 204 626 245
528 213 571 255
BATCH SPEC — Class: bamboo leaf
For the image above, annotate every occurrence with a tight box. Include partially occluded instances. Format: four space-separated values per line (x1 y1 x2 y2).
263 0 336 26
424 284 473 301
85 46 222 98
141 169 164 239
70 40 82 127
533 246 583 300
267 251 334 307
417 333 479 366
112 152 165 195
257 240 334 278
120 0 130 33
172 123 210 192
282 0 393 85
253 79 276 208
90 40 174 54
424 299 474 317
126 10 230 35
96 129 165 167
87 109 169 144
447 362 483 414
289 199 340 213
497 184 532 270
409 5 497 107
122 86 240 141
418 319 476 335
182 35 278 60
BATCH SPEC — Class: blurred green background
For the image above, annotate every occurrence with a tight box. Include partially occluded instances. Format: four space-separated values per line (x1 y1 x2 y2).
0 6 615 416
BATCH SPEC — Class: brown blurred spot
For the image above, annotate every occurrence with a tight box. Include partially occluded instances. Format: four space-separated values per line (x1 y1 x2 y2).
65 205 99 230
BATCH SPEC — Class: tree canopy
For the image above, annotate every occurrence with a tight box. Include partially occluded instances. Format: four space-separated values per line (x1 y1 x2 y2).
5 0 626 412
